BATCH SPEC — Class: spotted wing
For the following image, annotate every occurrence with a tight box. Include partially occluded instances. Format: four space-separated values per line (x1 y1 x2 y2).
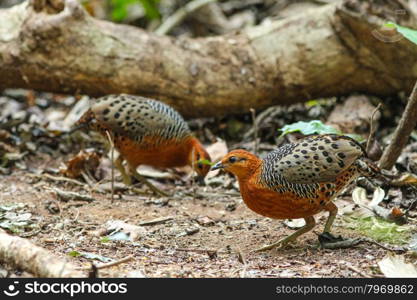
266 135 364 184
90 94 191 143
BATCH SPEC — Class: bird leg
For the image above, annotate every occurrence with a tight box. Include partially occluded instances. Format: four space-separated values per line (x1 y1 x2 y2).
113 157 170 197
323 201 338 233
255 216 316 252
114 156 132 186
128 165 170 197
318 201 358 248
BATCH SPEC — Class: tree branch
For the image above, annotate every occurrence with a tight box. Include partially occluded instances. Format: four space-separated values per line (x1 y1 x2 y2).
0 0 417 117
155 0 217 35
0 229 84 277
378 80 417 170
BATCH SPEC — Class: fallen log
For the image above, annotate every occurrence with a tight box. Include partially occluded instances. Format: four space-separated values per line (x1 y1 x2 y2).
0 0 416 117
0 229 84 277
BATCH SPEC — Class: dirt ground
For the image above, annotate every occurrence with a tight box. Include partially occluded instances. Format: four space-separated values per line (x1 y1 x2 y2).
0 168 394 278
0 91 415 278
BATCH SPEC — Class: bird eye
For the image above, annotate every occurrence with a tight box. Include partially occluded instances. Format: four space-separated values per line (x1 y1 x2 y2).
228 156 238 163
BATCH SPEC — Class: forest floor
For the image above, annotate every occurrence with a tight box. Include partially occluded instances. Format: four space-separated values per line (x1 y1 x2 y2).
0 90 416 278
0 171 393 278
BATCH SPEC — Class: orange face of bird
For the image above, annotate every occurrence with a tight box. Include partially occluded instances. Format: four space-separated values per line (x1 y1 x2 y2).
211 150 259 179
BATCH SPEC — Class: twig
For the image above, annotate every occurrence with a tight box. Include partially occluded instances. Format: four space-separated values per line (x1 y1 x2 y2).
366 103 381 155
105 130 115 203
320 236 406 252
80 170 95 187
345 263 371 278
236 248 247 265
79 255 134 271
249 108 259 156
48 187 94 202
155 0 217 35
175 248 228 255
379 80 417 170
139 216 174 226
28 173 86 186
191 147 197 199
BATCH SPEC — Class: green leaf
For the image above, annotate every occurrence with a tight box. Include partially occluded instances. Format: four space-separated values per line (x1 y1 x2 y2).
279 120 340 137
100 236 110 243
68 250 81 257
305 98 334 107
139 0 160 20
197 159 213 166
110 0 139 22
305 100 320 107
386 22 417 45
110 0 160 22
278 120 365 142
345 216 411 245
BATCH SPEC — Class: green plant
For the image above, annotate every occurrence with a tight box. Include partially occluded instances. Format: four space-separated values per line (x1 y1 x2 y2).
110 0 160 22
278 120 364 142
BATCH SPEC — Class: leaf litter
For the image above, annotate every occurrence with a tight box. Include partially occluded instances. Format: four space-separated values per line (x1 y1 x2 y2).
0 89 416 277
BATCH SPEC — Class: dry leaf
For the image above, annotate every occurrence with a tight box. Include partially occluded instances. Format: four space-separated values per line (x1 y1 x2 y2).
284 219 306 229
206 138 228 163
60 149 101 179
351 187 406 224
378 254 417 278
101 220 147 242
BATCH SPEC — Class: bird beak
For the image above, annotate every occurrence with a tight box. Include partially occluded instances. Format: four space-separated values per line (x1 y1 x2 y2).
211 162 224 171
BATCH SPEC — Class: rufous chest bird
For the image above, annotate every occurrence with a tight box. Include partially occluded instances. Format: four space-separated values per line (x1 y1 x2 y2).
75 94 211 196
212 134 380 251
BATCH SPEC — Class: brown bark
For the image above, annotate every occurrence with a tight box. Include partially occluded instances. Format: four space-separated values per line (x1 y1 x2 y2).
0 229 84 277
379 80 417 170
0 0 417 117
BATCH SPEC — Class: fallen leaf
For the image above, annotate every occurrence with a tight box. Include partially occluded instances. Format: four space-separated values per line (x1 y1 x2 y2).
351 187 406 224
206 138 228 163
103 220 147 242
284 219 305 229
79 252 113 263
60 149 102 179
326 95 380 135
378 254 417 277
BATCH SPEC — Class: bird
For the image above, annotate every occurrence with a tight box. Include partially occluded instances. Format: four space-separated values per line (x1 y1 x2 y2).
74 94 211 196
211 134 380 251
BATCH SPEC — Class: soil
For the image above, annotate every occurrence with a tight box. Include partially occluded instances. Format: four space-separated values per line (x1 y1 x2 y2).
0 90 414 278
0 169 391 278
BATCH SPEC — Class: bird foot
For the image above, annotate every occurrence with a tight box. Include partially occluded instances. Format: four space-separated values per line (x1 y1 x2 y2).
318 232 362 249
130 170 170 197
254 238 292 252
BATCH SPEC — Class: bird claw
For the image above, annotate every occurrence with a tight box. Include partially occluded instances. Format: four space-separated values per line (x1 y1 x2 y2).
318 232 362 249
254 239 292 252
318 232 344 244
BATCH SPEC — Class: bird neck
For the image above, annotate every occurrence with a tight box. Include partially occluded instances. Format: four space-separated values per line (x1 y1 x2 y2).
235 157 262 183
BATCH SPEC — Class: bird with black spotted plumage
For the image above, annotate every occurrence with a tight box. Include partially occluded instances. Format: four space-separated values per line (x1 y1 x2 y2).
75 94 211 196
212 134 380 251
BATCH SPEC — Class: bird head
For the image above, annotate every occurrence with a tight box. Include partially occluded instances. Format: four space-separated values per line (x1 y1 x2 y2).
189 139 212 183
211 149 260 180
